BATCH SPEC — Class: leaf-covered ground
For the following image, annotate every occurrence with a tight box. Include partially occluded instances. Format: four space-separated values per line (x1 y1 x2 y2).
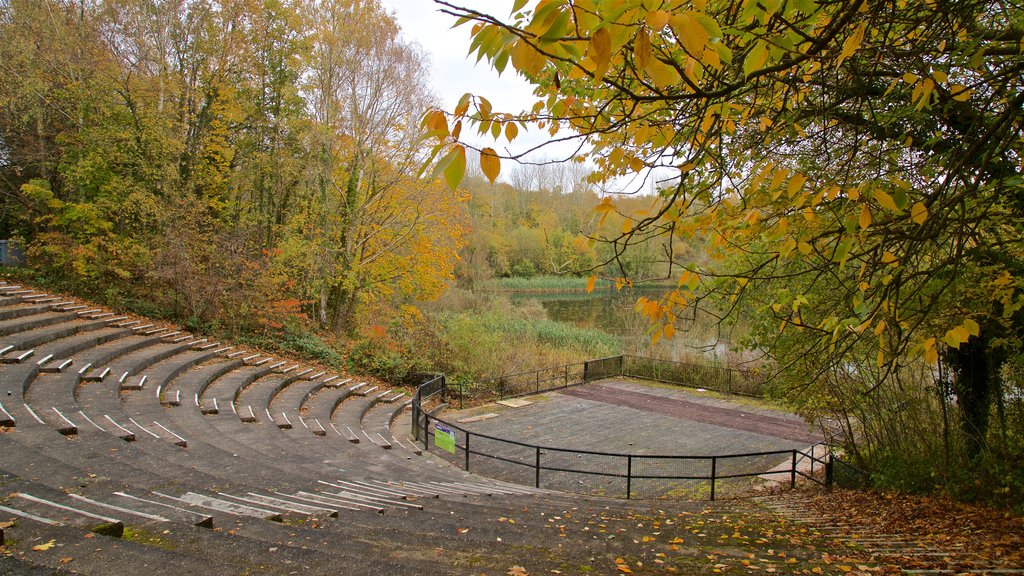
770 487 1024 574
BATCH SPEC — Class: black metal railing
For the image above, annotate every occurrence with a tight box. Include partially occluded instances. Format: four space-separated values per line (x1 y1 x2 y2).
415 409 836 500
412 355 847 500
411 374 446 443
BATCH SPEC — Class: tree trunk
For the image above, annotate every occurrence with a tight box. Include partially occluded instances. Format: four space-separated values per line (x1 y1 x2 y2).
948 337 993 460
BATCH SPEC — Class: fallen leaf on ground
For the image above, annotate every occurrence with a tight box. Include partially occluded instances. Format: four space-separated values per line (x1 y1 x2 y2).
31 540 56 551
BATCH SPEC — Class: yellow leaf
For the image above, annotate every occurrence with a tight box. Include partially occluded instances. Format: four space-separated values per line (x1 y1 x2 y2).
505 122 519 142
589 27 612 67
902 72 919 84
873 320 886 336
670 12 710 57
511 38 546 76
950 83 972 101
963 318 980 337
838 22 866 64
881 251 898 264
617 564 634 573
32 539 56 551
874 189 900 212
787 173 807 197
859 204 872 229
480 148 501 184
944 328 965 348
664 322 676 339
847 187 861 201
924 346 939 363
780 237 797 257
586 275 597 293
910 202 928 225
594 197 615 213
646 58 681 87
634 30 652 70
646 10 671 30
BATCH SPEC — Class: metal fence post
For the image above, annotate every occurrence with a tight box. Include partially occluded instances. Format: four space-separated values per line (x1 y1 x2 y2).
710 457 717 501
790 450 797 489
423 412 430 451
464 432 470 471
626 455 633 499
411 399 419 440
825 454 834 488
535 447 541 488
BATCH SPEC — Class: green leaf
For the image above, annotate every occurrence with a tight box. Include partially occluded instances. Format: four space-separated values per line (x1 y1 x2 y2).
744 41 769 78
441 146 466 190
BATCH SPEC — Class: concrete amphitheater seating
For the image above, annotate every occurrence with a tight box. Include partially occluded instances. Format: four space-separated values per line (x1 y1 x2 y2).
0 281 702 576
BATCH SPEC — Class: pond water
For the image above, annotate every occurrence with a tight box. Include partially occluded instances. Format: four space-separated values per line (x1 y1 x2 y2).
510 289 650 336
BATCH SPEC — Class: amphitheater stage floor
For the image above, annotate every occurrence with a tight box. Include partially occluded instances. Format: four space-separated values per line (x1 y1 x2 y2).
434 378 824 498
446 378 821 456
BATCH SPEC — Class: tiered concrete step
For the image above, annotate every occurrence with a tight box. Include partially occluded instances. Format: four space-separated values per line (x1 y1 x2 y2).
361 395 419 454
164 357 243 413
268 378 327 430
333 389 391 447
199 364 275 418
234 372 305 424
0 311 77 339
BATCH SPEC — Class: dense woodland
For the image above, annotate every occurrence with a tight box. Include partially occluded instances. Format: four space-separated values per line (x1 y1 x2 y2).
0 0 650 382
2 0 1024 510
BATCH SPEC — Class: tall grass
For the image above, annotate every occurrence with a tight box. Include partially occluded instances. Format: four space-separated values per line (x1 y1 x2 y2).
479 275 609 292
426 289 620 383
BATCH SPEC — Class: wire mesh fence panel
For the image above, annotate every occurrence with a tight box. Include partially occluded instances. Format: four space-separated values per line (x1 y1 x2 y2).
541 447 624 475
832 457 869 489
631 478 713 500
621 356 759 396
715 452 792 479
632 455 709 480
540 468 629 497
464 363 588 402
630 456 711 499
728 370 767 397
584 356 624 382
464 434 539 486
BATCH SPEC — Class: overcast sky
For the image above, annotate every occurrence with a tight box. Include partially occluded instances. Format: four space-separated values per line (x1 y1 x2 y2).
378 0 585 165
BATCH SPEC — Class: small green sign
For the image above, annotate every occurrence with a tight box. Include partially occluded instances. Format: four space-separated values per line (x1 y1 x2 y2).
434 423 456 454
